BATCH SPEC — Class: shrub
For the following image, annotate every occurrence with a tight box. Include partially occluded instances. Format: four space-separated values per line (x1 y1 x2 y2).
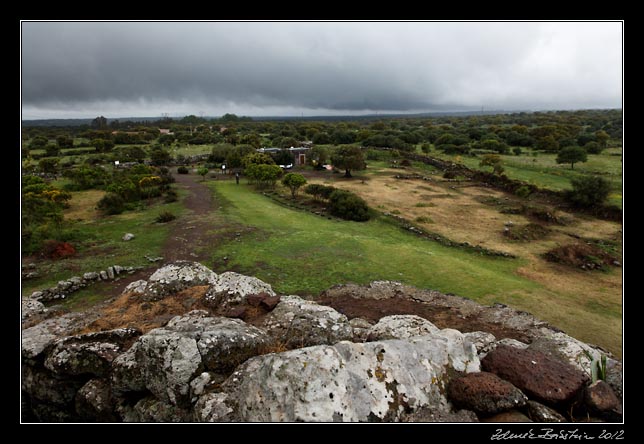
566 176 611 208
281 173 307 198
584 141 603 155
97 193 126 215
513 146 523 156
155 211 176 223
414 216 433 224
443 170 457 179
41 240 76 259
177 166 189 174
305 184 336 201
515 185 532 199
400 159 412 167
164 189 178 203
328 190 371 221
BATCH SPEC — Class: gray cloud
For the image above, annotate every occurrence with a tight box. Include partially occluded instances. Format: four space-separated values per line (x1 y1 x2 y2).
21 21 622 118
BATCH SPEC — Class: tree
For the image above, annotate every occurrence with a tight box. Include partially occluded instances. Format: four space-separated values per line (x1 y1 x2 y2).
479 154 504 175
309 146 329 166
331 146 365 178
242 152 275 168
91 116 108 129
584 141 603 155
56 135 74 148
197 167 209 181
595 130 609 148
282 173 307 198
38 158 59 175
536 135 559 152
93 138 115 153
556 146 587 170
29 136 48 149
245 164 283 188
150 147 172 165
273 149 295 166
421 143 431 153
45 144 60 157
566 176 610 208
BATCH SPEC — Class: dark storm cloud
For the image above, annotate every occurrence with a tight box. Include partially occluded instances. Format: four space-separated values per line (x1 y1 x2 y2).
21 22 622 118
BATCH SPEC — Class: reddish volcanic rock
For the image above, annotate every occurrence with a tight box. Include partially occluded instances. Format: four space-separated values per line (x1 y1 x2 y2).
481 345 589 405
448 371 527 414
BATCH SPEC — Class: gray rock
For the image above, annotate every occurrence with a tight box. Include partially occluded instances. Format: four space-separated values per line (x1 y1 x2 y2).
123 279 148 295
133 397 192 422
205 271 275 307
30 291 44 301
45 341 121 377
401 407 479 422
83 272 99 281
145 261 217 299
112 311 269 407
526 400 566 422
463 331 496 354
44 328 141 377
189 372 215 401
57 280 72 291
99 271 108 280
193 393 237 422
22 299 47 321
349 317 373 342
262 295 353 348
22 365 83 406
22 313 96 362
75 379 117 422
106 267 115 280
366 314 440 341
122 233 135 241
223 333 479 422
69 276 83 287
113 265 124 275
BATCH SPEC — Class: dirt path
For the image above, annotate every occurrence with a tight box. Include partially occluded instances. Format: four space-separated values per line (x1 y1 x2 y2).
161 173 220 263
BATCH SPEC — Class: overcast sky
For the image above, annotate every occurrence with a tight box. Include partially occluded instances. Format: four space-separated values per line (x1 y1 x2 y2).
21 21 622 119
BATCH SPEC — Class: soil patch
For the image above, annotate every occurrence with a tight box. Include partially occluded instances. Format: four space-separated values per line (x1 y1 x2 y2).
316 295 529 342
543 243 619 271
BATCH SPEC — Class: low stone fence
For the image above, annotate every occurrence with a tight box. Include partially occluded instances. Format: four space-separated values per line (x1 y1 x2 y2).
29 265 142 303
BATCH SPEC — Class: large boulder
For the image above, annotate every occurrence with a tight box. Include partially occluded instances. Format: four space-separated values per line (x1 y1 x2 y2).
193 393 237 422
144 261 217 299
44 328 140 378
111 311 270 407
132 397 193 422
204 272 275 307
222 333 479 422
261 295 353 348
22 312 98 362
447 371 527 415
22 299 47 323
75 379 117 422
526 400 566 422
366 315 440 341
482 345 589 405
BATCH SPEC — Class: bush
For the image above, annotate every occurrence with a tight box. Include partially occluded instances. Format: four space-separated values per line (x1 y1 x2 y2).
513 147 523 156
41 240 76 259
584 141 603 154
164 189 179 203
155 211 176 223
515 185 532 199
177 166 189 174
443 170 457 179
566 176 611 208
400 159 412 167
97 193 126 215
328 190 371 221
281 173 307 198
305 184 336 200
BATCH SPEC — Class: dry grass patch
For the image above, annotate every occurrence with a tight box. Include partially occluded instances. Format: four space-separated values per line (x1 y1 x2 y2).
64 189 105 221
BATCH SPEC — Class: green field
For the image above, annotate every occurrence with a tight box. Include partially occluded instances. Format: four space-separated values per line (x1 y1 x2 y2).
431 148 623 207
206 181 621 356
208 181 535 298
21 192 185 298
